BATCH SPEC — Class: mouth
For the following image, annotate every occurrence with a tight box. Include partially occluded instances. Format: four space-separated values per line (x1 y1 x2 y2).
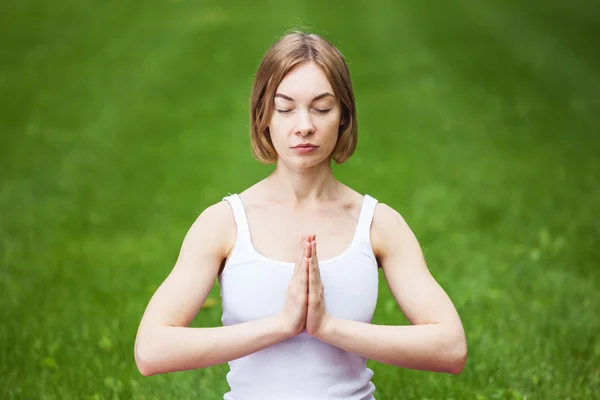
292 144 318 154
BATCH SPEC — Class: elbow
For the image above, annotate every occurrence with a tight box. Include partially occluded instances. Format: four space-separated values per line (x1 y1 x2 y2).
447 350 467 375
446 336 468 375
135 357 154 377
134 338 160 376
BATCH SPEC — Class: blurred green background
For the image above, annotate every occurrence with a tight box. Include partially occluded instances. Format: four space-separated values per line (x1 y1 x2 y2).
1 0 599 399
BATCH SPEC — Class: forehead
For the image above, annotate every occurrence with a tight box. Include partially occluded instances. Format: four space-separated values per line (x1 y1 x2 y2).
276 62 334 98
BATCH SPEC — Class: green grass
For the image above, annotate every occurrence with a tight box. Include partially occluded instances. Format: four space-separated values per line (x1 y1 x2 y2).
1 0 599 399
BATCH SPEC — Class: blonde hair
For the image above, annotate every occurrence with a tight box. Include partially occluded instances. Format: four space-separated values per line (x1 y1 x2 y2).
249 31 358 164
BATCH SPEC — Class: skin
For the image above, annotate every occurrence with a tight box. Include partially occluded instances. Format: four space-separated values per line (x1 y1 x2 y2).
133 61 467 377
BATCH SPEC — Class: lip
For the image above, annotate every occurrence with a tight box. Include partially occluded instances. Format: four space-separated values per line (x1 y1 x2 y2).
292 144 318 154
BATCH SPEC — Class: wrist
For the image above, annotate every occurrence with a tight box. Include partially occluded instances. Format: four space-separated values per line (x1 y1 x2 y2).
273 314 296 339
315 314 336 340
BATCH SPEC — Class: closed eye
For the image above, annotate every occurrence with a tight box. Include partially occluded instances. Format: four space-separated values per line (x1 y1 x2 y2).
275 108 332 114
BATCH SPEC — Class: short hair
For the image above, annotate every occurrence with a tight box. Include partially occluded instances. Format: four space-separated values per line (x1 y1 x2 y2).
249 31 358 164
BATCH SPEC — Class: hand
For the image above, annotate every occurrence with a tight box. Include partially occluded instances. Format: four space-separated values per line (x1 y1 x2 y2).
278 235 310 337
306 235 332 337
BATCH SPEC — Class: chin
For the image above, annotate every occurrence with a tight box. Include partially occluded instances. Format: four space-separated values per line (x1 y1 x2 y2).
291 155 331 170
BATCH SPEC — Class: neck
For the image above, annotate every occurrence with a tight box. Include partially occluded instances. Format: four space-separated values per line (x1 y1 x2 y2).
266 159 340 206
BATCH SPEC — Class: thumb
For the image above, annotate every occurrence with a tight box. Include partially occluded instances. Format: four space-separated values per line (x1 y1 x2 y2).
299 235 307 248
294 235 307 274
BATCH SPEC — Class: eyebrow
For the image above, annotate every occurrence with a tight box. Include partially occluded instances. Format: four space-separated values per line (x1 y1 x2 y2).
274 92 335 102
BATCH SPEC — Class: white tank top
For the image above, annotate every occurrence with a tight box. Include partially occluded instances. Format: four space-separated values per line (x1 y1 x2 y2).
218 193 380 400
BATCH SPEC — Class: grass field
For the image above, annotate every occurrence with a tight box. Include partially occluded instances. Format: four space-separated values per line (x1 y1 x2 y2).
1 0 599 399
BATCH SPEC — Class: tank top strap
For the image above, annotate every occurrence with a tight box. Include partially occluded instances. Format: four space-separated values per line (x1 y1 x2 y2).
222 193 252 246
354 194 379 246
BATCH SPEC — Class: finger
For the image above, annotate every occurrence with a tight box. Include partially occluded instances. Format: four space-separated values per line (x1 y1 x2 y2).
308 257 317 286
308 257 320 302
302 241 311 275
300 235 308 256
307 257 312 293
301 257 308 284
311 241 321 281
302 257 309 297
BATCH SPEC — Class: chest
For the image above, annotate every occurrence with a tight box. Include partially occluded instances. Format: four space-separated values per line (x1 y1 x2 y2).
246 204 360 263
220 258 379 325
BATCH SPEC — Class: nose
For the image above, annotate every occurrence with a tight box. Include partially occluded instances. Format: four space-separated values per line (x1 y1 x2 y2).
295 109 315 137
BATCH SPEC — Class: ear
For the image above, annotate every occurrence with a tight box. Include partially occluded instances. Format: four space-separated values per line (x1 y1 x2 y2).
339 110 347 126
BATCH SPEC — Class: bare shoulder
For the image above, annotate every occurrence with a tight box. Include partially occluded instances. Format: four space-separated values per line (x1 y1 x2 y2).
190 200 235 236
372 202 409 232
200 199 236 225
371 202 416 262
183 200 237 262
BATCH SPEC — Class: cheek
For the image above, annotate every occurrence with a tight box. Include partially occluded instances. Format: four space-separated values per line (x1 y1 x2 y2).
267 117 289 150
321 112 342 135
325 107 342 125
268 116 287 138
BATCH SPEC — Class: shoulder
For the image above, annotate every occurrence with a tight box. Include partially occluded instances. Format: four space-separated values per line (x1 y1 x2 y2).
196 200 236 227
372 202 408 228
371 202 415 260
185 199 237 259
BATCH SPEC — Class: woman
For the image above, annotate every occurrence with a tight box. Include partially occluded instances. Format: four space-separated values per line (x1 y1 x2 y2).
134 31 467 399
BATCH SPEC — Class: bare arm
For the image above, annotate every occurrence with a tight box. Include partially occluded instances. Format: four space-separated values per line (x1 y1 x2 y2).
134 201 294 376
315 203 467 374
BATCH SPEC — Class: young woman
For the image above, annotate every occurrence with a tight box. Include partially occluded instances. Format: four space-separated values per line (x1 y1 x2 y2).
134 31 467 399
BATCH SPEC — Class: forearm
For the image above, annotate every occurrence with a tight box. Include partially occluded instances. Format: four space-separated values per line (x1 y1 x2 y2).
135 316 290 375
317 317 467 374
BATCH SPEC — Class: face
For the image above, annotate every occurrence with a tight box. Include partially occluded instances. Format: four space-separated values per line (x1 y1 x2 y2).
268 62 342 169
